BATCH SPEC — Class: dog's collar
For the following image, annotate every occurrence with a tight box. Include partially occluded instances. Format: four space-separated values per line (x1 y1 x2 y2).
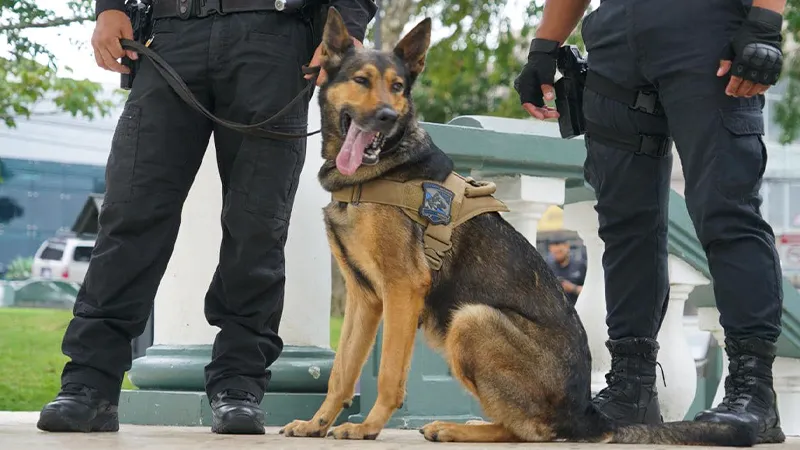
331 172 509 270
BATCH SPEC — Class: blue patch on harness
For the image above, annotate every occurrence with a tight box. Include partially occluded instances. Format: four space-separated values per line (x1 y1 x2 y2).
420 182 454 225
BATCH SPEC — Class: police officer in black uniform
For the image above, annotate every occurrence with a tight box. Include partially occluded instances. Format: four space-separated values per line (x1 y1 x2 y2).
36 0 376 435
514 0 786 444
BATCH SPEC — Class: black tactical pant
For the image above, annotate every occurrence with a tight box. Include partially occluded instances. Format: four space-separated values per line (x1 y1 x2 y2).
59 11 315 404
581 0 783 343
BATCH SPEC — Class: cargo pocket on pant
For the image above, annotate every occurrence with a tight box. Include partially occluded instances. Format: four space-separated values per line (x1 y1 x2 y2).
241 138 305 221
714 107 767 201
104 103 141 204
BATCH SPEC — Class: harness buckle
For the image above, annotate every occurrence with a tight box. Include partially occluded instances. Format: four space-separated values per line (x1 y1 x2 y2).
632 91 659 115
198 0 225 17
638 135 673 158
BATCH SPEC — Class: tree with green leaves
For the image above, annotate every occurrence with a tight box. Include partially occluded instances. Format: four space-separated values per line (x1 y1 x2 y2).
0 0 114 129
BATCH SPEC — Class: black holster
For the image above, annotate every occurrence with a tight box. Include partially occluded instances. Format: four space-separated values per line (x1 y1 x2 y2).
121 0 154 90
554 45 588 139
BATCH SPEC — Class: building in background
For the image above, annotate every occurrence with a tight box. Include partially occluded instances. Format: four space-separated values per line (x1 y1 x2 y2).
0 85 121 268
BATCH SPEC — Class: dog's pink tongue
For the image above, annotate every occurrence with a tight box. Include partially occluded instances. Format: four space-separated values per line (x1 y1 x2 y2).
336 126 377 175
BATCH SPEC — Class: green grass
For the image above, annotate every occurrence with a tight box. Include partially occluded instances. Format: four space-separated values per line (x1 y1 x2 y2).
0 308 347 411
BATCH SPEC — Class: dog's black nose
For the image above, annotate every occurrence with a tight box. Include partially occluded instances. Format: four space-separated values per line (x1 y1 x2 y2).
376 107 398 123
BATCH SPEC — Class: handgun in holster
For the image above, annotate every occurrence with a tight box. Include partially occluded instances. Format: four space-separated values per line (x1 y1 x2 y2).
121 0 154 90
554 45 588 139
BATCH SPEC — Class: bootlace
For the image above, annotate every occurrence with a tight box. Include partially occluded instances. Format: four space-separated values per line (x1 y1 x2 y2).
220 389 258 404
56 383 103 405
595 356 667 401
59 383 91 396
718 355 755 410
596 354 625 400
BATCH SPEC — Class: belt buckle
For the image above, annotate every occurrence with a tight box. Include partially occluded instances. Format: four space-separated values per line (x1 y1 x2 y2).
632 91 658 114
198 0 225 17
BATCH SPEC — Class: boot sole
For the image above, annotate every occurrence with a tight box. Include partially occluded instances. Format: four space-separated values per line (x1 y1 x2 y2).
211 413 265 435
758 427 786 444
36 410 119 433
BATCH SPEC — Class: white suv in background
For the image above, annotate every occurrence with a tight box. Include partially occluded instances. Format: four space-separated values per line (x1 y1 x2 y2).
31 234 96 284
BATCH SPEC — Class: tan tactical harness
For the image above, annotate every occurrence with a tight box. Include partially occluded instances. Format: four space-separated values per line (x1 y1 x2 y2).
331 172 510 270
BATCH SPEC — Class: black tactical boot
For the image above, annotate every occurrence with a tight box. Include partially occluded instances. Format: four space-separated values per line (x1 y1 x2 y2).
694 337 785 444
210 389 266 434
592 337 663 425
36 383 119 432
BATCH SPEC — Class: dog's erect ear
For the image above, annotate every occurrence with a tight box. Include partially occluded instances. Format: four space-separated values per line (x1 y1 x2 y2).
392 18 432 79
321 7 354 68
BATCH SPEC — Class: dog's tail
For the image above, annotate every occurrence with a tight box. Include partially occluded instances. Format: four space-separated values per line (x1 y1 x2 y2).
606 421 757 447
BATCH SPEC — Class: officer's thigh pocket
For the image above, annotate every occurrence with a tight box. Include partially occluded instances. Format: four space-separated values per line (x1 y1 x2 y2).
230 135 306 222
104 103 142 204
713 107 767 201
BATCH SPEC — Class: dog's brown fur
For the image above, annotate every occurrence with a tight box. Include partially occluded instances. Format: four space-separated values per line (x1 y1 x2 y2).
280 8 756 447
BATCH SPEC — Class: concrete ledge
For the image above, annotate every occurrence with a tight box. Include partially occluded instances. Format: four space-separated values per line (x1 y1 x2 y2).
118 390 361 427
128 345 335 392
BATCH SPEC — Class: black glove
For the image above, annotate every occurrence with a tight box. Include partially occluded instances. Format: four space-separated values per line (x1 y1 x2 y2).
514 38 560 107
722 6 783 85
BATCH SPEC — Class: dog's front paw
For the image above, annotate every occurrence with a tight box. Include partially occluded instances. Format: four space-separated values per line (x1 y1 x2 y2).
420 421 457 442
279 419 329 438
327 422 382 440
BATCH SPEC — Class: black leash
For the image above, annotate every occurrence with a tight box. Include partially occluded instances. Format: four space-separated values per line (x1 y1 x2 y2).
119 38 322 141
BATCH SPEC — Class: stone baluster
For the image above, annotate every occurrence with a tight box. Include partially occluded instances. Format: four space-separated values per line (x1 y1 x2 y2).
657 256 709 421
774 355 800 436
697 307 732 415
562 200 610 395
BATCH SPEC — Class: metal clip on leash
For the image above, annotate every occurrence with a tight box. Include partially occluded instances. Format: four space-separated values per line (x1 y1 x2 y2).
119 38 322 141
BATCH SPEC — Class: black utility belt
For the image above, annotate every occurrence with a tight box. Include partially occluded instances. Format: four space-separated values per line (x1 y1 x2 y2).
152 0 319 19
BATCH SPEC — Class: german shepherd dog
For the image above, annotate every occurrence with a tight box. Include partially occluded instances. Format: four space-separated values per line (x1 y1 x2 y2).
281 8 757 447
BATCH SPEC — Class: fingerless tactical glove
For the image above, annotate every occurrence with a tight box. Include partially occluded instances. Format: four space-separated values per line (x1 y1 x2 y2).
723 6 784 85
514 38 560 107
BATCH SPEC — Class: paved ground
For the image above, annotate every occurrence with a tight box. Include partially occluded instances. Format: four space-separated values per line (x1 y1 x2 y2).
2 412 799 449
